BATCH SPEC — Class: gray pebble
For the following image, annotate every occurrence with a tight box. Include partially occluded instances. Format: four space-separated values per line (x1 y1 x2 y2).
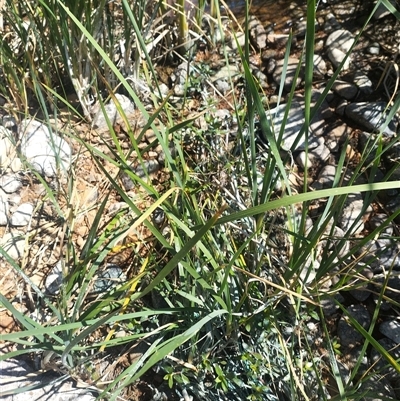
0 231 25 260
326 29 355 70
45 261 64 295
296 140 330 170
272 57 303 91
10 203 33 227
0 197 8 225
249 16 267 50
379 319 400 344
92 94 135 129
264 101 321 151
369 213 393 237
92 264 126 294
135 159 160 178
352 71 373 95
311 164 337 190
0 174 22 194
359 374 396 401
349 267 373 302
332 80 358 100
339 193 370 235
337 304 371 348
344 102 398 137
370 338 400 381
0 356 96 401
20 119 72 177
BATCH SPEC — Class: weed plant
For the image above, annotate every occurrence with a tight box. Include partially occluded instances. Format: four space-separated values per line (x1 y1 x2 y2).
0 0 400 400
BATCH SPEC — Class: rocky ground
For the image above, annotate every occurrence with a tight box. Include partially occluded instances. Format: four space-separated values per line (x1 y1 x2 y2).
1 0 400 400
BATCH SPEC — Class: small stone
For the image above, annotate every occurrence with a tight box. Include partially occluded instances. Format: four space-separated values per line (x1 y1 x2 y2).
92 264 126 294
92 94 135 129
10 203 33 226
359 375 396 401
370 338 400 380
369 213 393 237
134 159 160 178
263 101 322 151
335 99 348 117
373 1 395 19
367 42 380 55
324 124 349 151
344 102 398 137
327 48 351 70
144 129 157 143
272 57 303 91
296 140 329 170
349 267 373 302
311 164 337 190
229 31 246 51
320 293 344 316
211 64 241 82
159 83 169 97
0 198 8 225
332 80 358 100
0 174 22 194
0 357 96 401
0 309 14 329
352 71 373 95
361 239 400 273
45 261 64 295
249 16 267 50
326 29 355 53
374 274 400 306
337 304 371 348
379 319 400 344
313 54 327 78
0 133 15 168
20 119 72 177
339 194 371 235
0 231 25 260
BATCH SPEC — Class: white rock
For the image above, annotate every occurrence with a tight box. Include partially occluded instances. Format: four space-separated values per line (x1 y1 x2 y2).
311 164 337 190
326 29 355 71
273 57 303 91
0 174 22 193
10 157 22 172
211 64 241 82
296 141 330 169
229 31 246 51
0 197 8 225
0 356 96 401
332 80 358 100
352 71 373 95
20 119 72 177
265 101 322 151
0 132 14 168
249 16 267 50
313 54 327 78
339 194 371 235
327 48 351 70
92 93 135 129
367 43 380 55
326 29 355 53
45 261 64 294
0 231 25 260
344 102 398 136
10 203 33 226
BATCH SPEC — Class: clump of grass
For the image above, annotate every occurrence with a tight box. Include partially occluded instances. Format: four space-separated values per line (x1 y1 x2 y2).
1 0 400 400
